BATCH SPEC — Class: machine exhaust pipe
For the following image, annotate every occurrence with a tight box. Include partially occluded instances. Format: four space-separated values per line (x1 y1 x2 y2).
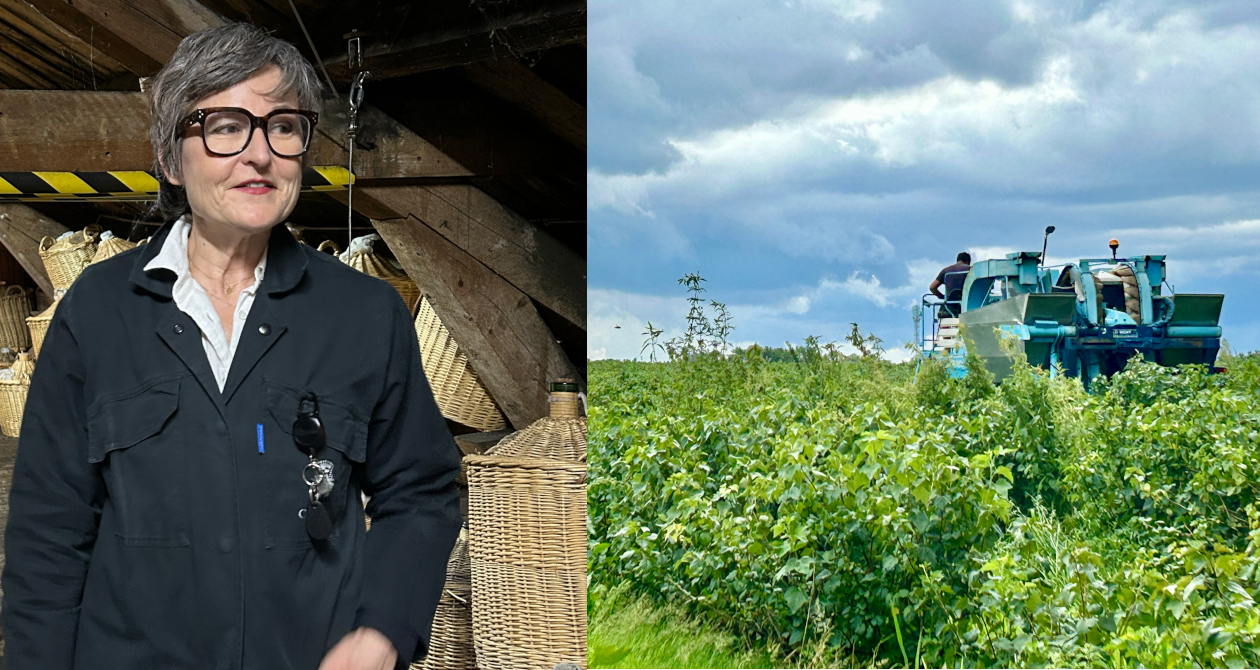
1040 226 1055 266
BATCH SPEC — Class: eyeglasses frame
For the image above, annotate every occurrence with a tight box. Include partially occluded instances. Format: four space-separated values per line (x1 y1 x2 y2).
178 106 319 158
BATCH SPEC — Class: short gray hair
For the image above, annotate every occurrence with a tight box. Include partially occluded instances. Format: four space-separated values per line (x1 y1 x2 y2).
149 23 323 220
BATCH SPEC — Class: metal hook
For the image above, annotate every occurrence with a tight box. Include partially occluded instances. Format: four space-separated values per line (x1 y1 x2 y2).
348 36 363 71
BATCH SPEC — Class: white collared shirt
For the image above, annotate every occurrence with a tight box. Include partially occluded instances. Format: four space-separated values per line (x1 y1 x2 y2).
143 215 267 392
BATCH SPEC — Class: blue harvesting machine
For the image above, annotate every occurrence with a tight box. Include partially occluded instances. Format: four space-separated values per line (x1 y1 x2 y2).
919 229 1224 387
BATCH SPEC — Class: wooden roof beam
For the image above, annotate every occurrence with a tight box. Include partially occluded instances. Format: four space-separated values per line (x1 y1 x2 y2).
464 57 585 151
371 211 582 428
0 204 68 298
323 1 586 83
0 90 471 178
20 0 165 75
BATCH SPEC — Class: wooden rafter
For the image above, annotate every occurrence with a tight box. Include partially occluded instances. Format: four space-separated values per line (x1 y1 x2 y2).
322 1 586 83
20 0 164 75
0 204 68 297
372 212 582 427
464 57 585 151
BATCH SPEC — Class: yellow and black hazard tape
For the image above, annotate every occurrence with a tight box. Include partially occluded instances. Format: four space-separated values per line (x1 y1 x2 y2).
0 166 353 202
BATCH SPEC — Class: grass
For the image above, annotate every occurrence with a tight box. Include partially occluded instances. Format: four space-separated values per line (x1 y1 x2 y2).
588 583 784 669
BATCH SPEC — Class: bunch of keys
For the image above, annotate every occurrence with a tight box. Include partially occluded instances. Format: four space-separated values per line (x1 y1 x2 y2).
294 394 336 540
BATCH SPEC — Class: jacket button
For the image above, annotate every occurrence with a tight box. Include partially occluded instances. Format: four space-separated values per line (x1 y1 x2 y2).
219 537 234 553
174 324 183 334
258 324 271 336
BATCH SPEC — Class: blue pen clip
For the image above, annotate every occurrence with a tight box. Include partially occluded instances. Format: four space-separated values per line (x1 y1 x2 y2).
257 423 265 453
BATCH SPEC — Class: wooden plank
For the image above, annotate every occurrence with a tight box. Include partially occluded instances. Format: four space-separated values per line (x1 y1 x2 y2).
0 43 59 88
373 214 581 428
1 1 127 76
308 98 475 181
463 57 585 151
323 2 586 82
0 6 99 87
0 205 68 298
0 90 478 178
361 184 585 330
0 90 153 172
56 0 185 65
120 0 224 36
20 0 164 75
454 430 511 456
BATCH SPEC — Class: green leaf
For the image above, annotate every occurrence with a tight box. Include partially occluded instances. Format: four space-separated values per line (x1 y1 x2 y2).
591 645 632 666
784 586 808 614
996 465 1014 482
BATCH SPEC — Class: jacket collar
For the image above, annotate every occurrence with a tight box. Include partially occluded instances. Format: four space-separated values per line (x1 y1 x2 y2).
130 217 308 298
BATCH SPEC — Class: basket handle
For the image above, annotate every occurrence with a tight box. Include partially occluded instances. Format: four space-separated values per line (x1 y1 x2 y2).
317 240 341 255
83 223 103 243
39 236 54 252
4 285 24 297
136 237 149 246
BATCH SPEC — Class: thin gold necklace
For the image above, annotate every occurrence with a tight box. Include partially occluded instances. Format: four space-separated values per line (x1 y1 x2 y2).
188 258 253 297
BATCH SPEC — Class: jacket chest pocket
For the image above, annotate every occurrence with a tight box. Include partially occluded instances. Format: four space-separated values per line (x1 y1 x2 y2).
263 378 368 550
87 378 188 547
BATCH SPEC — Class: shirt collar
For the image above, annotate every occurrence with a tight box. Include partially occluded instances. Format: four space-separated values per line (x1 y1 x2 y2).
143 215 269 286
130 216 307 298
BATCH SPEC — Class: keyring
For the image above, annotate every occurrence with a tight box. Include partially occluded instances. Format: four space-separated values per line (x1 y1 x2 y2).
302 462 323 487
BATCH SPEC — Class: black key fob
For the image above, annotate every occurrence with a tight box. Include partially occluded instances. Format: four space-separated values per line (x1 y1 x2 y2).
306 499 332 540
294 395 325 456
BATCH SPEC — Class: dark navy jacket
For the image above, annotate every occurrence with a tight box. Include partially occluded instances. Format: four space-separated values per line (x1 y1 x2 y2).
1 220 462 669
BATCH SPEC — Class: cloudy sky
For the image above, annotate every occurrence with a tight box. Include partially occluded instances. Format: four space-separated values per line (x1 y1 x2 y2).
587 0 1260 361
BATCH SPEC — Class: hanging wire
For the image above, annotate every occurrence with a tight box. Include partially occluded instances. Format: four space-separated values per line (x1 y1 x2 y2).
286 0 337 94
347 72 369 247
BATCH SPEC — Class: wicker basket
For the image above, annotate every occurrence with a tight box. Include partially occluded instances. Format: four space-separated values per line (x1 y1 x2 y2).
415 296 507 432
26 297 57 359
339 233 421 312
40 224 102 291
465 455 587 670
489 384 585 461
88 232 137 265
0 286 32 353
0 353 34 437
414 528 476 670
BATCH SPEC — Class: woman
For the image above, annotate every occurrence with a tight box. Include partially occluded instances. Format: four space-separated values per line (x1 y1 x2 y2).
1 23 461 670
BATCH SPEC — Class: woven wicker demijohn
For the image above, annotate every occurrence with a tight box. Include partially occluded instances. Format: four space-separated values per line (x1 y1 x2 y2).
465 380 588 670
0 352 34 437
413 527 476 670
338 233 421 312
26 295 59 360
88 231 138 265
415 296 507 432
0 285 32 353
39 224 102 292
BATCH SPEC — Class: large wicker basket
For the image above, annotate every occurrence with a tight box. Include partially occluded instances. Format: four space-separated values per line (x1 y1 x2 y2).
0 353 34 437
39 225 102 292
466 382 588 670
26 297 57 359
415 296 507 432
414 527 476 670
465 455 587 670
0 286 32 352
490 385 585 461
339 233 421 312
88 231 137 265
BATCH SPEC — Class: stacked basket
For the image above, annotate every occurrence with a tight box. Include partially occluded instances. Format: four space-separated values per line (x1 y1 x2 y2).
339 233 421 312
0 352 34 437
39 224 101 293
0 286 32 353
465 380 587 670
415 296 507 432
414 527 476 670
26 298 56 359
87 231 138 265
